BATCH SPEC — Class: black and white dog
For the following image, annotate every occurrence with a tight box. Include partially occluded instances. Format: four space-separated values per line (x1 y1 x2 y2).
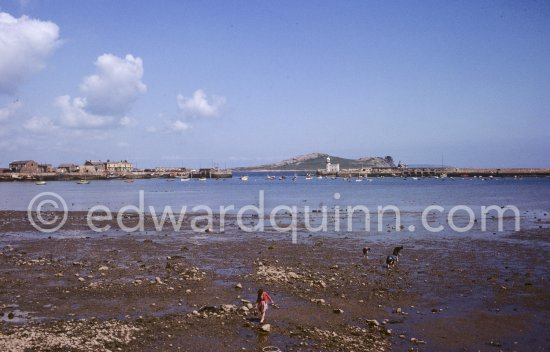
386 255 397 268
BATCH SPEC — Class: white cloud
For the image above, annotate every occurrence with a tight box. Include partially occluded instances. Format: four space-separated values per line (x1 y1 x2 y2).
171 119 191 132
0 100 22 122
80 54 147 115
119 116 134 126
0 12 60 94
54 53 146 129
54 95 114 128
177 89 226 118
23 115 58 133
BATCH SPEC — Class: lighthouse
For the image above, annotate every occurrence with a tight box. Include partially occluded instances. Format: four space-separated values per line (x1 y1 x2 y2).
326 156 340 173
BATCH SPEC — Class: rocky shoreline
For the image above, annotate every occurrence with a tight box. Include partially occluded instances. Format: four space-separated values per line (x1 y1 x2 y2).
0 211 548 351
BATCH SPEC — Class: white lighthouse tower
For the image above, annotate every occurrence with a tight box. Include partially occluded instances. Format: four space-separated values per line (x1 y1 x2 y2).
326 156 339 173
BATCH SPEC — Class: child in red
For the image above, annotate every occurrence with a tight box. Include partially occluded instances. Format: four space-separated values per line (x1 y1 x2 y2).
256 288 274 323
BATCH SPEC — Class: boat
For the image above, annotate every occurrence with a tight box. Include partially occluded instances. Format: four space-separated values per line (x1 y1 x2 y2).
240 175 249 181
77 179 90 184
266 175 276 180
279 175 287 180
305 174 313 180
355 178 363 182
35 180 47 185
412 177 419 180
198 177 207 181
317 176 323 179
292 175 298 181
180 177 190 182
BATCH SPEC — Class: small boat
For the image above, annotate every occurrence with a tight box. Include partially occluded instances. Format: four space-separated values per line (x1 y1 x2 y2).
355 178 363 182
180 177 190 182
266 175 276 180
198 177 207 181
279 175 287 180
317 176 323 179
412 177 419 181
77 179 90 184
240 175 249 181
35 180 47 185
305 174 313 180
292 174 298 181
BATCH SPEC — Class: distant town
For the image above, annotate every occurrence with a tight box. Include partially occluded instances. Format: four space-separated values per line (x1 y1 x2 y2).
1 154 549 182
0 159 232 181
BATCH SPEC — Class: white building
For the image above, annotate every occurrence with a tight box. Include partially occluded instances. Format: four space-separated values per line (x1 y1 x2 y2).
326 157 340 173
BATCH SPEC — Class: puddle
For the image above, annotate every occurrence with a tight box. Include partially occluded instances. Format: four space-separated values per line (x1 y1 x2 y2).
0 307 43 324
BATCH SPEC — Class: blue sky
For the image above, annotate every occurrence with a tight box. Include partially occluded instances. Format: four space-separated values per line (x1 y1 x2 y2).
0 0 549 168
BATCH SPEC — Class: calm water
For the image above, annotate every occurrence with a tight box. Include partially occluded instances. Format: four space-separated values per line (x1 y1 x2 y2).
1 173 549 241
0 173 549 211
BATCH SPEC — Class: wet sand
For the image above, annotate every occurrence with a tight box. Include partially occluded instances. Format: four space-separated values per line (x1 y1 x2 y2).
0 211 549 351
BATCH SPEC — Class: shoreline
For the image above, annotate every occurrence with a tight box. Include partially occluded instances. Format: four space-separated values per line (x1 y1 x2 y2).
0 211 548 351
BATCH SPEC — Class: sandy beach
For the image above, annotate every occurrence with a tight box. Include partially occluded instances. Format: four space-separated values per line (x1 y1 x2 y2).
0 210 548 351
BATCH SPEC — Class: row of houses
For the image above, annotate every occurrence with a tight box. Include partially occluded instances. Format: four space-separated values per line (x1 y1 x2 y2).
5 160 134 175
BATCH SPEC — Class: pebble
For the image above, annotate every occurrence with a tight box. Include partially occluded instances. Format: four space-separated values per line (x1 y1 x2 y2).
411 337 426 344
333 309 344 314
98 266 109 271
260 324 271 332
235 283 243 289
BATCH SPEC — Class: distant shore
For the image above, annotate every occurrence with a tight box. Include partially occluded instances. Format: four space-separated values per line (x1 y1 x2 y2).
1 167 550 182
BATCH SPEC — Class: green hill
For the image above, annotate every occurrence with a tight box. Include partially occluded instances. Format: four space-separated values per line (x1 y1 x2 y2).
235 153 395 171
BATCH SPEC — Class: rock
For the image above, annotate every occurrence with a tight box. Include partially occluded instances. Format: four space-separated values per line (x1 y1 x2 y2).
393 307 402 314
98 266 109 271
260 324 271 332
220 304 237 312
411 337 426 344
333 309 344 314
311 298 325 305
155 277 163 284
78 277 85 282
7 312 14 319
199 306 219 313
192 310 200 316
185 289 192 294
235 283 243 289
288 272 300 279
366 319 380 327
240 306 249 312
246 303 254 310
